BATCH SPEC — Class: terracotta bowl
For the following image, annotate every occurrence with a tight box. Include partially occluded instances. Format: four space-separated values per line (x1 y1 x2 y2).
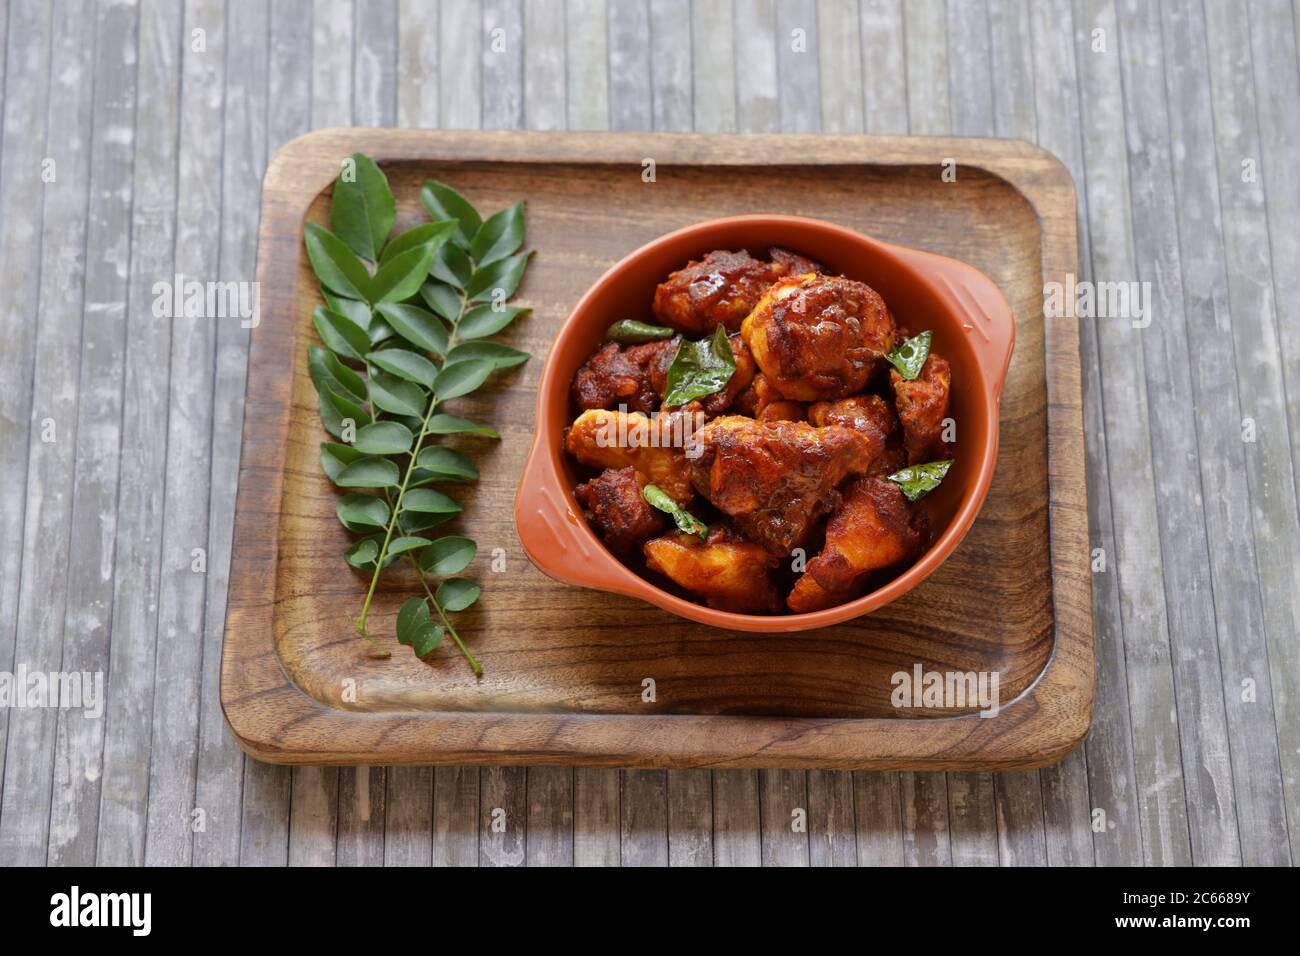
514 214 1014 633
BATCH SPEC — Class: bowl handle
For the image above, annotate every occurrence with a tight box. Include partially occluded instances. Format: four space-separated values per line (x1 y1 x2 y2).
890 246 1016 403
514 444 628 593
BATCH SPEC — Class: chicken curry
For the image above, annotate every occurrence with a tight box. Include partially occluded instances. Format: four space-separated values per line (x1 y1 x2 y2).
564 247 954 615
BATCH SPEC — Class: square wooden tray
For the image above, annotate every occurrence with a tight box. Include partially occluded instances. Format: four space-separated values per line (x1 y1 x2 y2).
222 130 1093 770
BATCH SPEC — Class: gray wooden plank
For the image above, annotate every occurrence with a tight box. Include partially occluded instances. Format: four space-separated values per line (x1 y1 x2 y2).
442 0 483 128
1114 0 1242 866
987 0 1036 140
900 772 952 866
1038 754 1093 866
817 0 863 132
1206 0 1300 863
355 0 398 125
384 767 434 866
759 769 810 866
0 0 96 865
433 765 479 865
994 772 1047 866
526 768 574 865
195 0 271 869
620 769 668 866
336 766 385 865
574 767 619 865
95 0 183 868
141 0 225 868
289 767 339 866
480 766 526 866
608 0 651 130
946 773 998 866
667 769 712 866
45 0 138 868
734 0 779 132
648 0 691 131
1245 0 1300 862
903 0 949 133
398 0 439 127
566 0 609 130
312 0 353 128
0 0 42 844
775 0 820 133
859 0 907 133
853 772 905 865
945 0 994 136
712 769 760 866
1027 0 1138 868
807 770 857 866
690 0 736 132
1074 0 1191 866
483 0 523 128
524 0 565 130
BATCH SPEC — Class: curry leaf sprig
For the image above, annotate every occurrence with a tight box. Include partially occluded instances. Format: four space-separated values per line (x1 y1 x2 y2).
306 153 531 675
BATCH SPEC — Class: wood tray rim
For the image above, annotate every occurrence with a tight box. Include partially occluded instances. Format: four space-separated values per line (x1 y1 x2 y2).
221 129 1094 770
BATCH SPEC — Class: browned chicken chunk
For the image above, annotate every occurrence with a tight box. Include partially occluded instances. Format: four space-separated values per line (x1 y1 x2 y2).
575 467 666 555
571 338 677 415
688 415 876 556
643 525 783 613
807 394 898 462
742 274 896 401
787 476 929 612
566 408 696 502
651 247 821 336
891 352 952 464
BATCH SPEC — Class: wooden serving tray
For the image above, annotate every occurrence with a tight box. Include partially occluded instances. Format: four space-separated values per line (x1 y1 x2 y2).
222 130 1093 769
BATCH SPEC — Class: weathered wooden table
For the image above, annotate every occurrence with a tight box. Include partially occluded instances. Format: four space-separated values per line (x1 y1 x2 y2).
0 0 1295 866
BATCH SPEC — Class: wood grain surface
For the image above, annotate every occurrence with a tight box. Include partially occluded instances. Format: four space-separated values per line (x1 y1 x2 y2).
221 128 1092 769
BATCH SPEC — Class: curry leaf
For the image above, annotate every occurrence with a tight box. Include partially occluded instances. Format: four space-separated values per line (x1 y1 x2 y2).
314 306 370 361
420 180 481 249
367 348 438 388
352 421 414 455
305 222 371 300
330 153 395 261
401 488 462 514
886 459 953 502
369 241 440 304
436 578 481 612
469 201 525 266
662 326 736 408
444 341 529 370
885 330 932 381
420 280 462 323
415 446 479 481
386 535 434 559
458 304 527 339
321 442 366 483
345 536 381 570
336 493 390 531
336 457 402 488
429 242 474 289
396 597 430 645
375 302 449 356
379 220 456 267
433 359 495 400
643 484 708 540
465 251 532 302
368 370 427 417
426 413 499 437
419 536 477 576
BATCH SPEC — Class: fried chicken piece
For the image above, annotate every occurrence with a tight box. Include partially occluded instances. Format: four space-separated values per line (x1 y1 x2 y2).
643 525 783 613
651 247 821 336
566 408 696 502
890 352 952 464
574 467 665 555
742 274 896 401
807 394 898 461
758 400 807 423
688 415 876 556
648 332 757 418
786 476 929 612
571 339 679 415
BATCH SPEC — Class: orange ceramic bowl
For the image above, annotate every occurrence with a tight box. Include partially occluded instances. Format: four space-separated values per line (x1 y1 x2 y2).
514 215 1014 633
